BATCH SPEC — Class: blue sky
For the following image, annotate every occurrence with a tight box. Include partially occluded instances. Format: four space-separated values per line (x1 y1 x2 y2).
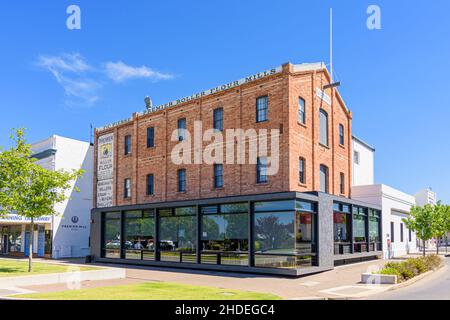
0 0 449 202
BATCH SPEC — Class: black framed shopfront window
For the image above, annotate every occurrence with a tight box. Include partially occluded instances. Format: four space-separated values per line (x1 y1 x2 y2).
200 203 249 266
369 209 382 251
333 203 352 255
253 200 317 269
352 206 368 253
123 210 155 260
102 212 121 259
158 207 197 263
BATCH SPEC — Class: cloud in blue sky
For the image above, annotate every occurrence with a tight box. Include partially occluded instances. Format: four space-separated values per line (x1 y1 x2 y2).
104 61 174 83
36 53 173 107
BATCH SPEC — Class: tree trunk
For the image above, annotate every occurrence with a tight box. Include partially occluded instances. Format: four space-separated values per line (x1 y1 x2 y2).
28 218 34 273
446 235 448 254
437 238 440 255
423 239 426 257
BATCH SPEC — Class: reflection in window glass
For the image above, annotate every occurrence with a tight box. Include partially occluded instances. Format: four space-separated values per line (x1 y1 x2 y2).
369 216 380 243
103 212 121 259
124 211 155 260
159 210 196 263
254 200 295 212
353 214 367 243
334 213 351 242
254 212 295 255
201 213 248 266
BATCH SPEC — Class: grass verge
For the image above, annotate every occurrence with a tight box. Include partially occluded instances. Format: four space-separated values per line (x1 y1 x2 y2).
14 281 282 300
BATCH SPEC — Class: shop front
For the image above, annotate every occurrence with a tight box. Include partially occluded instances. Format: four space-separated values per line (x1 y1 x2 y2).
0 215 53 258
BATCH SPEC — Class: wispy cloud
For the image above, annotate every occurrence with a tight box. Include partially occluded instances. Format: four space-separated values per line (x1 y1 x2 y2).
36 53 99 107
104 61 174 83
36 54 174 107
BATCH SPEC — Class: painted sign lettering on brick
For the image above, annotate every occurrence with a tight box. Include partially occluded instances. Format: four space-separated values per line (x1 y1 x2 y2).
97 133 114 208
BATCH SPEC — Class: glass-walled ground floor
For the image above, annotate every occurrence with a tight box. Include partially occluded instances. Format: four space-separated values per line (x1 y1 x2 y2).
0 223 53 258
92 192 382 276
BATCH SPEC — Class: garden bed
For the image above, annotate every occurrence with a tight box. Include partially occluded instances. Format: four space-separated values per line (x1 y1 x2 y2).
370 255 442 284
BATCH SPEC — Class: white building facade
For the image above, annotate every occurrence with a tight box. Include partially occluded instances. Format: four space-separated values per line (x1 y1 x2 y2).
352 136 375 187
0 135 93 259
352 184 417 258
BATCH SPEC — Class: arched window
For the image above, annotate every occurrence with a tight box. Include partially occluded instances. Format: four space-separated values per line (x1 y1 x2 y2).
319 164 329 193
319 109 329 146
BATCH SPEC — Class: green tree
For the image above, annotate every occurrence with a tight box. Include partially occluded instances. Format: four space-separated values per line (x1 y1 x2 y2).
0 129 83 272
431 202 447 255
442 204 450 254
403 205 434 256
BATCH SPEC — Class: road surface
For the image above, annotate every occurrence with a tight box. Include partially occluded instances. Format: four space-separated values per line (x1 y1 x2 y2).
371 255 450 300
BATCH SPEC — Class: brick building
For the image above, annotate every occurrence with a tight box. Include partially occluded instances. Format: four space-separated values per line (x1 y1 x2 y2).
90 62 382 276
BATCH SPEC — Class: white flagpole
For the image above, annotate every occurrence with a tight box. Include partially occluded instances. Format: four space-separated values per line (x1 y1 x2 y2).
330 7 333 82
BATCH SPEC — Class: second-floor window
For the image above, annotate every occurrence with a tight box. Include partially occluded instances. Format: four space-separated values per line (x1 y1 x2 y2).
319 109 329 146
178 118 186 141
147 127 155 148
257 157 269 183
214 164 223 188
339 124 345 146
124 135 132 155
298 97 306 125
146 174 154 195
256 96 268 123
213 108 224 131
178 169 186 192
319 164 329 193
340 172 345 194
124 178 131 199
299 157 306 184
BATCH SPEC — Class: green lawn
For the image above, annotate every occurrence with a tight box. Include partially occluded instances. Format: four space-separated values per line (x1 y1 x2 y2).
0 259 98 277
15 282 282 300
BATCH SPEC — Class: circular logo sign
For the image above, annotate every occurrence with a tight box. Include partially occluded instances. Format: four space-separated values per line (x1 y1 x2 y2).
71 216 79 224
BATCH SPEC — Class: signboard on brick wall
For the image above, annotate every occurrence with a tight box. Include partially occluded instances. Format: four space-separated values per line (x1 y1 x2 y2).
97 133 114 208
97 179 114 208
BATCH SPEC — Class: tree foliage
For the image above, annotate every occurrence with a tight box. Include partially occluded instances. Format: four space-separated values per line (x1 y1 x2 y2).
0 128 83 271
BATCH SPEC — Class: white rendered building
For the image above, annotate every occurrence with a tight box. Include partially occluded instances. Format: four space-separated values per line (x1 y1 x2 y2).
352 136 375 187
0 135 93 259
352 184 417 258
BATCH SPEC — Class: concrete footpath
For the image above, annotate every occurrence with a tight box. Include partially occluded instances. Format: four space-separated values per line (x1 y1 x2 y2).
1 258 396 300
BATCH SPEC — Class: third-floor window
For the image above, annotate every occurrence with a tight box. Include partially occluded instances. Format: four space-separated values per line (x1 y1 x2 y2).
256 96 268 123
178 118 186 141
124 135 132 155
298 97 306 125
147 127 155 148
319 109 329 146
213 108 224 131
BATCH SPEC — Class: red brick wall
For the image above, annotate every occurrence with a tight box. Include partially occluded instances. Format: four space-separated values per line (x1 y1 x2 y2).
94 63 352 208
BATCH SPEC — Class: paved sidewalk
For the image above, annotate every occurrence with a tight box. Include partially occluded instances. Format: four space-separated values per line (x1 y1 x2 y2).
8 258 395 300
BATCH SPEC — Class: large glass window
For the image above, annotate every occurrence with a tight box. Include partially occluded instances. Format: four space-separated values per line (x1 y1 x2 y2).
159 207 197 263
103 212 121 259
254 200 316 269
353 207 367 252
319 109 329 146
256 96 268 123
333 203 352 255
369 209 381 251
7 226 22 253
124 210 156 260
201 203 249 266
